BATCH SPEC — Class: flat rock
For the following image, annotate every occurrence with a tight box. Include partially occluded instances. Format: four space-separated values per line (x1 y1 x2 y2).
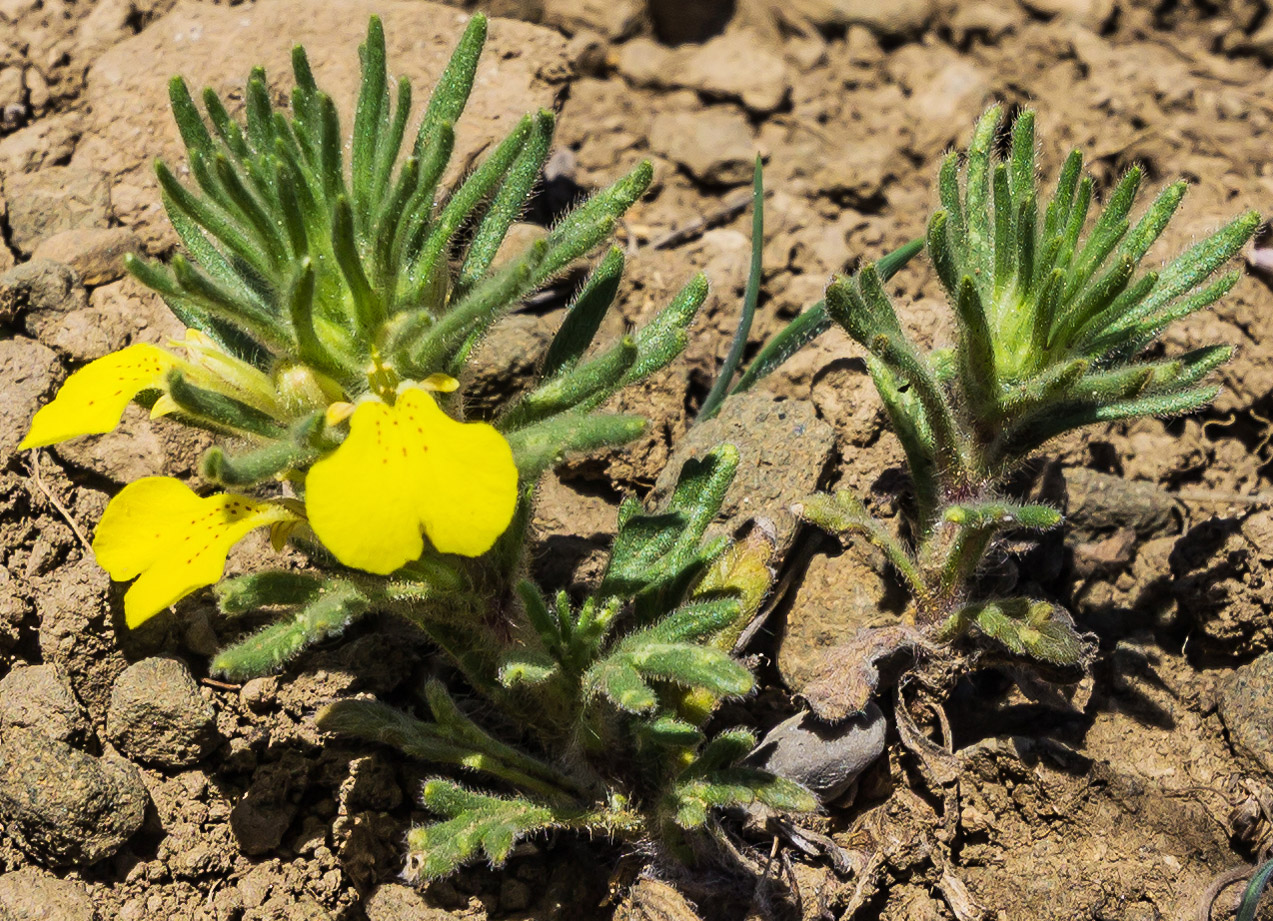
1220 653 1273 775
678 31 790 114
0 112 83 175
888 47 991 156
777 544 906 691
651 391 835 562
230 750 310 856
74 0 571 254
648 107 755 187
27 302 134 363
0 726 147 867
32 227 141 287
4 167 111 256
616 33 790 114
1020 0 1116 29
51 406 170 483
747 703 886 802
0 336 62 467
0 664 90 745
107 657 217 768
0 868 96 921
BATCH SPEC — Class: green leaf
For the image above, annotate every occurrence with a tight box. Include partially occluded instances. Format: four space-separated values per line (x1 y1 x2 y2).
408 781 572 881
541 245 625 377
165 370 286 438
351 16 389 232
621 272 709 386
212 581 370 679
498 649 559 688
214 571 325 614
964 105 1002 293
1066 166 1140 300
638 716 705 749
589 659 657 712
671 768 816 829
942 500 1061 531
953 274 997 417
404 114 533 304
600 445 738 601
459 109 555 287
418 14 487 152
505 411 647 479
614 641 754 698
1237 857 1273 921
501 335 638 429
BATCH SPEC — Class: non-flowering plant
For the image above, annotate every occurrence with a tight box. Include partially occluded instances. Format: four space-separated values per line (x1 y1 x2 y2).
799 105 1260 713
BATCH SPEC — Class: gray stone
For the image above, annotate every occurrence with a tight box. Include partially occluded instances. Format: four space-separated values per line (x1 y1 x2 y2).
0 665 90 745
107 657 217 768
0 868 96 921
1220 653 1273 776
0 726 147 867
0 336 62 466
651 391 835 561
648 107 755 187
747 703 886 803
4 167 110 255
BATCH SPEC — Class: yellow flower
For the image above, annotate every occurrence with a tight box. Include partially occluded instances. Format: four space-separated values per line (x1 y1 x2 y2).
305 388 517 574
20 344 178 450
20 332 296 451
93 477 298 627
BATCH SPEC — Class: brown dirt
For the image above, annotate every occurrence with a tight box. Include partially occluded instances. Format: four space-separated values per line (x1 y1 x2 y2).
4 0 1273 919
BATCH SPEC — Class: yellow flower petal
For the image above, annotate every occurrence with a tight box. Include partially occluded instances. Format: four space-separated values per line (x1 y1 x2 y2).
305 389 517 574
20 344 177 450
92 476 296 627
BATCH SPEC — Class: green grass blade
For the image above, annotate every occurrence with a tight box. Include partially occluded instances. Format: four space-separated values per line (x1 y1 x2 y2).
699 155 764 422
